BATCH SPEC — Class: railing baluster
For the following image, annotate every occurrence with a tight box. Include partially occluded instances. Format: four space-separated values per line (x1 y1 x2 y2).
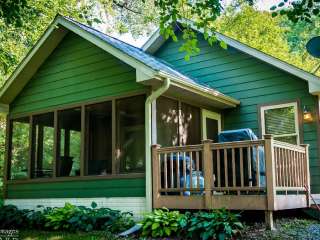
164 153 168 190
170 152 174 188
175 152 180 190
274 147 278 186
247 146 252 187
217 149 221 188
224 148 228 187
183 151 187 189
190 151 193 191
232 148 236 187
196 151 200 189
256 145 260 187
240 147 244 188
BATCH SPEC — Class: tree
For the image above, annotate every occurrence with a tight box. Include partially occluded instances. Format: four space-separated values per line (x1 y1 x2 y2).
215 4 319 75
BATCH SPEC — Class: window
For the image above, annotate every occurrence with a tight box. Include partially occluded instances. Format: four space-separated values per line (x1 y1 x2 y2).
57 108 81 177
180 102 201 145
116 95 145 173
85 102 112 175
7 94 146 181
157 97 179 147
31 113 54 178
9 117 30 180
156 97 201 147
260 102 300 144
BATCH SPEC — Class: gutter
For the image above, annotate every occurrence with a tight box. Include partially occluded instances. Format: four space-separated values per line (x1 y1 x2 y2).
145 77 171 212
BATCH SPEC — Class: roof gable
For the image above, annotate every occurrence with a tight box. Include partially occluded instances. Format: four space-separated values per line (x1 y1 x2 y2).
142 20 320 95
0 16 240 111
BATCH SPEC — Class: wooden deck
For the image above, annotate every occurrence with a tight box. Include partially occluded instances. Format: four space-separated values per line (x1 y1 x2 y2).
152 135 310 229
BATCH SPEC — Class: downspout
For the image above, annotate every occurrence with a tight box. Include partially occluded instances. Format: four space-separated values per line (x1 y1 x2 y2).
145 77 171 212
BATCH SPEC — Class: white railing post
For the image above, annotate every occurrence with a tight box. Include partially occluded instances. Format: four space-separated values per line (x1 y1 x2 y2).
152 144 161 209
301 144 310 207
202 139 213 209
264 134 276 230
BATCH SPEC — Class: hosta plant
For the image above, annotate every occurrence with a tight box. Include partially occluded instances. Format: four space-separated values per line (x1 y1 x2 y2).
140 208 185 238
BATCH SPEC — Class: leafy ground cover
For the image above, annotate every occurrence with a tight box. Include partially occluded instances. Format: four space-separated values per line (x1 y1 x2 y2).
243 218 320 239
18 218 320 240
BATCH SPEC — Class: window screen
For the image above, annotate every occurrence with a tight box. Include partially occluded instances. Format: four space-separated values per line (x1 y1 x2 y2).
57 108 81 177
262 103 299 144
85 102 112 175
180 103 201 145
117 95 145 173
9 117 30 180
156 97 179 147
32 113 54 178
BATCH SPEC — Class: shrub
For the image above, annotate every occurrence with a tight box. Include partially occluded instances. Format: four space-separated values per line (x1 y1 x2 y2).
140 208 185 238
44 202 134 232
0 205 29 228
0 202 134 233
186 208 243 240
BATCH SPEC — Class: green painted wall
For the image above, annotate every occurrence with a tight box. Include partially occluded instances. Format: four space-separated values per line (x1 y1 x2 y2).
7 178 145 198
8 32 146 198
10 32 144 116
155 33 320 193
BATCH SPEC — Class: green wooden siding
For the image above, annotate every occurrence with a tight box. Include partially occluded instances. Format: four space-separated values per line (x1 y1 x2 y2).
7 178 145 199
8 32 146 198
155 33 320 193
10 32 145 116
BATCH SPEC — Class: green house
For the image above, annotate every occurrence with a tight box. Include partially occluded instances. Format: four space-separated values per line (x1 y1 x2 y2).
1 16 319 224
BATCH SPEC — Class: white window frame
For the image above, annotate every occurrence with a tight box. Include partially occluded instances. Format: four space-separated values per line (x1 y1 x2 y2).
201 109 221 140
260 102 300 144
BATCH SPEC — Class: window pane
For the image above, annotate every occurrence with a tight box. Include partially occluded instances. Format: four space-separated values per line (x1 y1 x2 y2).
265 106 296 135
85 102 112 175
206 118 219 142
117 95 145 173
10 117 29 180
57 108 81 177
157 97 179 147
180 103 201 145
32 113 54 178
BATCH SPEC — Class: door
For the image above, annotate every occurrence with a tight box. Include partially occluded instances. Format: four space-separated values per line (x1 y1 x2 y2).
202 110 221 142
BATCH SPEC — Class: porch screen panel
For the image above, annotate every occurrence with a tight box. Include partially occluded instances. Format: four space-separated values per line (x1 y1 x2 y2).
57 108 81 177
180 103 201 145
156 97 179 147
32 112 54 178
9 117 30 180
116 95 145 173
263 104 298 144
85 102 112 175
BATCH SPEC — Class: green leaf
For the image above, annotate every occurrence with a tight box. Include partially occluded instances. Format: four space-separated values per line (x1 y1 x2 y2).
219 41 227 49
91 202 97 209
152 222 160 230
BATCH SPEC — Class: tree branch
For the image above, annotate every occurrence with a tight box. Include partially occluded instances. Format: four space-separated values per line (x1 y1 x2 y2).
112 0 142 15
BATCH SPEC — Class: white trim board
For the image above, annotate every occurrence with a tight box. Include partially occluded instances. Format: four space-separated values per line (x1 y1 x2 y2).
260 102 300 144
142 20 320 95
5 197 147 219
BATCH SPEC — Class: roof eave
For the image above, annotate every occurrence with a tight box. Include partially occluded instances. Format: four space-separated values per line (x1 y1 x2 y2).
156 71 240 108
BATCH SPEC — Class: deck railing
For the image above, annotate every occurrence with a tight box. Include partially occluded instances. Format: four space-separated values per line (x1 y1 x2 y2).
152 134 310 211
